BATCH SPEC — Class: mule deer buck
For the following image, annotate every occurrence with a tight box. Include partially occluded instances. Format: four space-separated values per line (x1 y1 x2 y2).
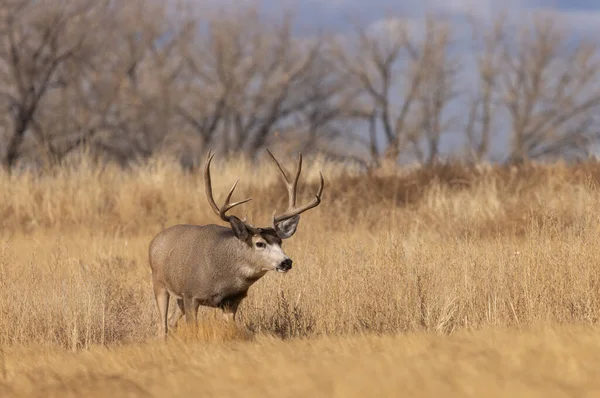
148 149 324 337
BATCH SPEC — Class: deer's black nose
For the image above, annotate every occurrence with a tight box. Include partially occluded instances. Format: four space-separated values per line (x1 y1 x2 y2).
280 258 293 271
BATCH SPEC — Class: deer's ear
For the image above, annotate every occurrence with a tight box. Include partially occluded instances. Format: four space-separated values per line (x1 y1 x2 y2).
229 216 250 242
274 215 300 239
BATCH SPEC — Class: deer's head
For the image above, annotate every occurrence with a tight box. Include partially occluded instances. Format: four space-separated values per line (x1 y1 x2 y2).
204 149 324 273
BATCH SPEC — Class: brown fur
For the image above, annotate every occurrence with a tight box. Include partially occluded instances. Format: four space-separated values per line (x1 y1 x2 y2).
148 150 324 338
149 223 287 336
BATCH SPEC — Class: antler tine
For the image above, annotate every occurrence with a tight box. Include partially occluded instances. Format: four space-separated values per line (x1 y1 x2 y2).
266 148 325 224
242 212 260 233
219 179 252 219
266 148 291 184
266 148 303 209
204 150 252 223
290 152 302 208
316 170 325 197
273 170 324 223
204 150 221 218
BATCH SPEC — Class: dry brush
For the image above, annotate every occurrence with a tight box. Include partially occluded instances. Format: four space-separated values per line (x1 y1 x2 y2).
1 157 600 350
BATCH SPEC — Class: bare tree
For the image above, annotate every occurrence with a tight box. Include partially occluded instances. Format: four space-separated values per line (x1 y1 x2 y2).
411 17 459 164
0 0 105 170
0 2 351 170
498 14 600 164
83 0 190 165
174 7 341 160
14 0 194 168
272 39 362 155
464 15 505 162
6 3 598 171
333 15 459 167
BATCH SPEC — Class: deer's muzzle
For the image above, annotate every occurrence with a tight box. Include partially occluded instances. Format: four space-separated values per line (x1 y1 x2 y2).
276 258 293 273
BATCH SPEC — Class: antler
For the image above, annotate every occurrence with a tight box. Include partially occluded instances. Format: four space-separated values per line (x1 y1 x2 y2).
204 150 252 223
266 149 324 224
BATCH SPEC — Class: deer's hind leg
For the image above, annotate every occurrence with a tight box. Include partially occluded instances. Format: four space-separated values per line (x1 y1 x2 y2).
169 298 185 328
153 284 170 339
184 296 200 326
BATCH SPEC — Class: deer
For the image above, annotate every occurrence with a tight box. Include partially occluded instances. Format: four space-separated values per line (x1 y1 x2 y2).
148 149 324 338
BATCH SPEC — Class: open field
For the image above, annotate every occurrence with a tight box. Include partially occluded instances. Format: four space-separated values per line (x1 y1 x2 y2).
2 325 600 398
2 157 600 396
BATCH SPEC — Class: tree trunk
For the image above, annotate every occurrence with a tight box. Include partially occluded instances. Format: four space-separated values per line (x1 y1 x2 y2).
2 118 28 172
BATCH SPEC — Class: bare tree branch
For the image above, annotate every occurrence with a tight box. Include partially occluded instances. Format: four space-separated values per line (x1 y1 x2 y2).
333 14 458 167
498 14 600 163
0 0 105 170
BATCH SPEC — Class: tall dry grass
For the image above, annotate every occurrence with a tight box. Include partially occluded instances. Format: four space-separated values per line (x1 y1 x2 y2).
3 156 600 396
3 325 600 397
1 156 600 351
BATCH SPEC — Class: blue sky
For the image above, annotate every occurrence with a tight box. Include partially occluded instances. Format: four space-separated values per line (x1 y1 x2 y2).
254 0 600 34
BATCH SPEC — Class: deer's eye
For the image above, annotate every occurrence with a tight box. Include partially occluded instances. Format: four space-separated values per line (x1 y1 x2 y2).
255 242 266 249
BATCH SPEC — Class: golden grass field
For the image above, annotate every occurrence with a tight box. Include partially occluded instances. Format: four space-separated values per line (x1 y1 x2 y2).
2 155 600 397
